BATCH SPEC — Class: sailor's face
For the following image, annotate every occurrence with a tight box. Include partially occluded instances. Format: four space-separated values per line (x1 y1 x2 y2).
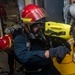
33 25 39 32
32 24 39 33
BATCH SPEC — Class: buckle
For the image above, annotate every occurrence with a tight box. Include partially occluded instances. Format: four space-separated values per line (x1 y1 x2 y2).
23 68 42 73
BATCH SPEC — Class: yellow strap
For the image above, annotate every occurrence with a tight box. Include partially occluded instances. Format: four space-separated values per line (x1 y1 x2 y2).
8 36 12 48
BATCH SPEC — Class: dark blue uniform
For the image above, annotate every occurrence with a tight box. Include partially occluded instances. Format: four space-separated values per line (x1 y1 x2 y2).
13 33 61 75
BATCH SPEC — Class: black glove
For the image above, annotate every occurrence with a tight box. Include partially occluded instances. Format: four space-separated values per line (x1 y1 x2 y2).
65 42 71 51
49 46 70 59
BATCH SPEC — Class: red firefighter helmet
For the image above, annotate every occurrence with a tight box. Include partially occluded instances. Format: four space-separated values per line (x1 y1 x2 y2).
0 34 12 50
21 4 47 23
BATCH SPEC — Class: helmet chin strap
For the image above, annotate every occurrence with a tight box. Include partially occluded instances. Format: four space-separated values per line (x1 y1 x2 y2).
29 33 36 39
29 32 46 41
29 28 46 41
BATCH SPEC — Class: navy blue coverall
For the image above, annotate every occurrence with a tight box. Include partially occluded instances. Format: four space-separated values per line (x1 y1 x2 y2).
13 33 61 75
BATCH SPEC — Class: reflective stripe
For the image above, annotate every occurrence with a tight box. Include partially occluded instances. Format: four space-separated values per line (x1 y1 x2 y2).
8 36 12 48
5 34 12 48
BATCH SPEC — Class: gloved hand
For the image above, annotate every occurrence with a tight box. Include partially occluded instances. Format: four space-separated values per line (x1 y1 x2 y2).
49 46 70 59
